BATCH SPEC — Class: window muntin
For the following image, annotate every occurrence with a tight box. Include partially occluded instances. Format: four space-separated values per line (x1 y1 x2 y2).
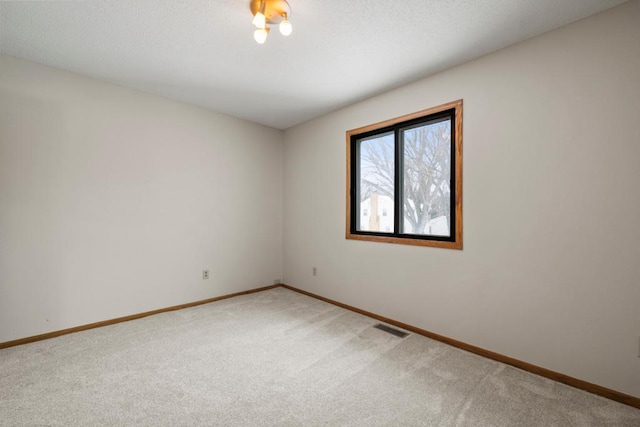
346 100 462 249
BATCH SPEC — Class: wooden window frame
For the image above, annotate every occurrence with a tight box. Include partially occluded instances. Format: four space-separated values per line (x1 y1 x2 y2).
346 99 463 249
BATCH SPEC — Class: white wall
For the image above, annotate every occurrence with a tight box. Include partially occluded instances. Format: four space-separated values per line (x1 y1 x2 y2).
0 55 283 343
283 1 640 398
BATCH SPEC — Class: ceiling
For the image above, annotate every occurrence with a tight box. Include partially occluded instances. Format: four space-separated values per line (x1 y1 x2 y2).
0 0 627 130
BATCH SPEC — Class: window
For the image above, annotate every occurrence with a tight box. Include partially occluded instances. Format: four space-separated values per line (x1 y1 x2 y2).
346 100 462 249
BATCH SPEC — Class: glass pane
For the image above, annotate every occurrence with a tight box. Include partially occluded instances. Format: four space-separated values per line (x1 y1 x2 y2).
357 132 394 233
401 118 451 237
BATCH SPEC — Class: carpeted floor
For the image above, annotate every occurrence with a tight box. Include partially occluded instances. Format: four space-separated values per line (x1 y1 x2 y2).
1 287 639 426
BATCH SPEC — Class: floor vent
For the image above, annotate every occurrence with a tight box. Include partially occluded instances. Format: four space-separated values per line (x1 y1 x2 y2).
373 323 409 338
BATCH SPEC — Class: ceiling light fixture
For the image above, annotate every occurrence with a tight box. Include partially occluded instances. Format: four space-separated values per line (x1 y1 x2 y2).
250 0 292 44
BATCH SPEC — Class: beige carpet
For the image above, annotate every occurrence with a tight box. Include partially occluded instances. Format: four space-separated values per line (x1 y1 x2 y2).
1 287 638 426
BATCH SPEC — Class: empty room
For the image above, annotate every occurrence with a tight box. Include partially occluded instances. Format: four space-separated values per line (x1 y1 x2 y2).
1 0 639 425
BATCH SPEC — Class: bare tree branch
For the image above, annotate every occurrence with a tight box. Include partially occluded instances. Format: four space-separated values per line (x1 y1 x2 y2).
360 121 451 234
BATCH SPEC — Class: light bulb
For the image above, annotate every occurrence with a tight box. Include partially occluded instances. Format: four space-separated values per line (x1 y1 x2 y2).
279 18 292 36
254 27 269 44
252 11 266 28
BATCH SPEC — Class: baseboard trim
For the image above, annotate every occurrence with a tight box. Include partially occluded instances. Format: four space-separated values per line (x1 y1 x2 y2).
279 284 640 410
2 283 637 409
0 284 280 350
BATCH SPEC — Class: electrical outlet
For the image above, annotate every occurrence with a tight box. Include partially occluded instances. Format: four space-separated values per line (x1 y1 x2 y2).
202 270 209 280
312 267 317 276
